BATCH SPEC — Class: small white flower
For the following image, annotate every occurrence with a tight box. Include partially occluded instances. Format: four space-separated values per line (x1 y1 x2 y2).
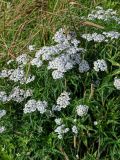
25 75 35 84
52 70 64 79
93 59 107 72
55 124 69 139
52 91 70 111
76 154 79 159
55 118 62 125
72 125 78 134
23 99 37 114
56 91 70 109
55 125 63 134
64 128 69 133
94 121 98 125
58 134 63 139
28 45 35 51
9 67 25 83
81 34 93 41
24 89 33 98
79 60 90 73
114 77 120 90
0 69 9 78
76 105 89 117
16 54 29 65
74 119 77 122
52 28 67 43
0 126 5 133
31 58 43 67
0 110 6 119
0 91 8 102
36 100 48 114
8 87 25 102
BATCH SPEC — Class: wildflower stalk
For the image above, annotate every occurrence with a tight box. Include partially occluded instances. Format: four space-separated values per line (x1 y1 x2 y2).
89 83 95 100
59 146 69 160
74 135 77 148
65 78 67 90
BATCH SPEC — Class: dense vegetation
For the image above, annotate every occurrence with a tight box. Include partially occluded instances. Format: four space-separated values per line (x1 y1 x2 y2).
0 0 120 159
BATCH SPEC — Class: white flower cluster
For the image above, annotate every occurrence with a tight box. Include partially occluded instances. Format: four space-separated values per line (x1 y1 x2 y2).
30 28 88 79
0 67 35 84
55 118 62 125
0 87 32 103
93 59 107 72
6 54 30 66
79 60 90 73
0 69 13 78
0 110 6 134
114 77 120 90
76 105 89 117
23 99 48 114
0 110 6 119
54 119 78 137
82 33 105 42
31 58 43 68
72 125 78 134
81 31 120 42
8 87 32 102
87 6 120 24
48 54 74 79
54 124 69 139
0 53 35 84
103 31 120 40
16 54 29 66
52 91 70 111
0 91 8 102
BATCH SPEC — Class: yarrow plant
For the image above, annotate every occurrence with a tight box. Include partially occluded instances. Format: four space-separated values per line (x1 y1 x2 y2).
0 3 120 160
52 91 71 111
82 6 120 24
0 86 32 103
23 99 48 114
114 77 120 90
30 28 88 79
93 59 107 72
76 105 89 117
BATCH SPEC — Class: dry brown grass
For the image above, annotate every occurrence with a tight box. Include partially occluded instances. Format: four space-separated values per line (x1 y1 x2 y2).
0 0 73 58
0 0 50 58
0 0 106 58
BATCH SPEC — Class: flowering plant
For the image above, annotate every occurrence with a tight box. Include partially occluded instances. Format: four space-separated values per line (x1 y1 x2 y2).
0 3 120 160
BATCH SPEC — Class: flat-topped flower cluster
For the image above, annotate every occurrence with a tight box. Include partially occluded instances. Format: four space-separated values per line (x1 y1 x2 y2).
82 6 120 24
30 28 90 79
81 31 120 42
0 86 32 103
81 6 120 43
